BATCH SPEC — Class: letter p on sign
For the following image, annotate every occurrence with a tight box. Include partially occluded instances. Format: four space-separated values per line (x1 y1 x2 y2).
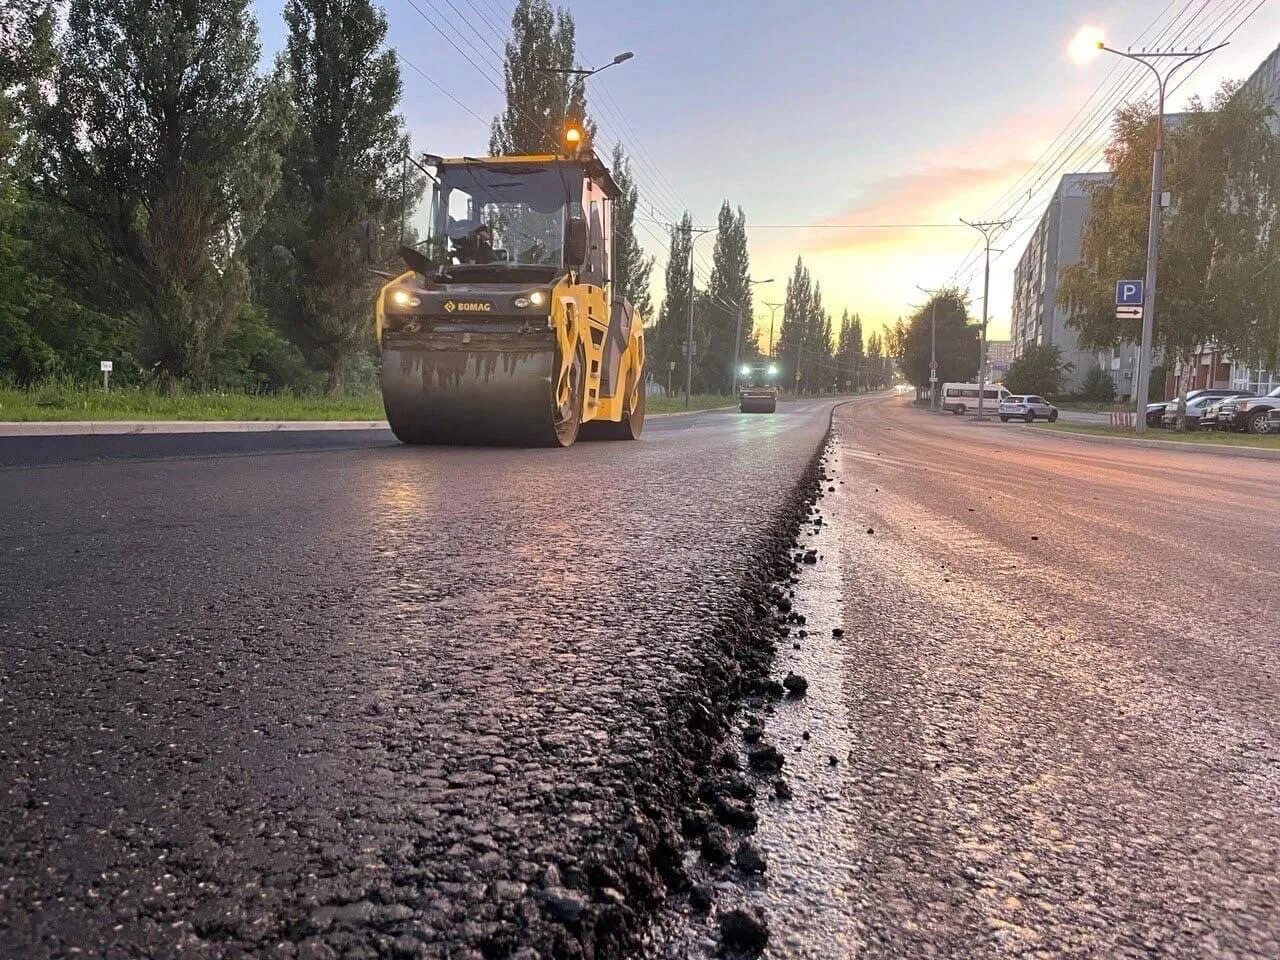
1116 280 1144 306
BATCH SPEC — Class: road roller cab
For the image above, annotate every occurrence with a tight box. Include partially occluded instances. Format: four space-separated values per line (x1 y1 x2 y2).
376 144 646 446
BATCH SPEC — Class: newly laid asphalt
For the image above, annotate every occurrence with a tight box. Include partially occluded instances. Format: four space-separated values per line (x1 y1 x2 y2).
0 401 836 959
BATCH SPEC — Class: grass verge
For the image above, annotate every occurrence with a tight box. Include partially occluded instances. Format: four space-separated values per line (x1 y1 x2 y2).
1035 421 1280 449
648 394 735 415
0 384 385 422
0 384 740 422
1054 401 1136 413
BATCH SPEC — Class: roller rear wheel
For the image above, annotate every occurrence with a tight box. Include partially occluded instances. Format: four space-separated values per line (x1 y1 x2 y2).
547 343 585 447
580 371 645 440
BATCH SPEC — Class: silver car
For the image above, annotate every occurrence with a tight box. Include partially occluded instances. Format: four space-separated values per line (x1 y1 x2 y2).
998 395 1059 423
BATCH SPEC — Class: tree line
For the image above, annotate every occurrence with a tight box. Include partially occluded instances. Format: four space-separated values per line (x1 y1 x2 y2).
645 217 888 395
2 0 882 398
0 0 657 394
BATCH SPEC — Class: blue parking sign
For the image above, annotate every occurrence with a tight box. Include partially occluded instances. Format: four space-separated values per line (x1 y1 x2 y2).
1116 280 1144 306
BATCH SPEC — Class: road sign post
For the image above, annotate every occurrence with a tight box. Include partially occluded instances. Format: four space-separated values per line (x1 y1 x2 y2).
100 359 113 392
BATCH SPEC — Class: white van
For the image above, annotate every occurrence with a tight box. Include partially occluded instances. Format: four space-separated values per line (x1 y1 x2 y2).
940 382 1010 415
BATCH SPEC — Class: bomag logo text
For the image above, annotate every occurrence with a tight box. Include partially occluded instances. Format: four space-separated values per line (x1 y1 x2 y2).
444 301 491 313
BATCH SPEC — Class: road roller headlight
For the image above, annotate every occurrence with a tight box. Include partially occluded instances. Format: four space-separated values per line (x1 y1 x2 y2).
514 290 548 309
389 288 421 309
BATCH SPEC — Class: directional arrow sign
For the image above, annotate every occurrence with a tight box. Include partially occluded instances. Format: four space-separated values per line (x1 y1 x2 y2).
1115 306 1144 319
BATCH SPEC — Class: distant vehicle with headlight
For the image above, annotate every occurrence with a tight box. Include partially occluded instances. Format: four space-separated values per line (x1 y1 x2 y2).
738 362 780 413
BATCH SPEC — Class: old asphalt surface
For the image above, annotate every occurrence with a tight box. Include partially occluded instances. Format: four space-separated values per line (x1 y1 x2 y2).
755 395 1277 958
0 399 841 960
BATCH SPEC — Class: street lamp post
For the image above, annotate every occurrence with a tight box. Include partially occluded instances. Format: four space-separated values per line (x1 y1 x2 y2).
961 219 1012 421
730 278 775 396
535 50 634 79
1095 40 1226 432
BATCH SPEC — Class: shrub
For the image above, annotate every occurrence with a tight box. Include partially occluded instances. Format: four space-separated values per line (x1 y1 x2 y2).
1080 366 1117 402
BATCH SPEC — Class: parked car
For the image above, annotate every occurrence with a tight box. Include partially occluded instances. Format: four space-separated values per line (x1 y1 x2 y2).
941 382 1010 415
1160 392 1241 431
998 395 1059 423
1147 388 1253 428
1197 396 1235 431
1215 385 1280 434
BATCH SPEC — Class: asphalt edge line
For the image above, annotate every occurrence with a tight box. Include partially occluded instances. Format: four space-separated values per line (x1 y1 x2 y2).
1027 424 1280 461
528 405 836 958
604 399 853 956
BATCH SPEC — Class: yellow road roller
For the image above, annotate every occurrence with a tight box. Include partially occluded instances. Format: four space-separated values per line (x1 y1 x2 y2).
374 141 646 446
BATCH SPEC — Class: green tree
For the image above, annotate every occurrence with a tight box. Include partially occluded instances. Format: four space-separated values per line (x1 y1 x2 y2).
1079 365 1117 402
898 288 978 391
804 285 833 393
701 201 752 393
1059 84 1280 422
866 331 888 389
36 0 288 384
610 143 653 319
650 214 692 395
252 0 410 391
490 0 588 155
1004 343 1073 398
776 257 812 392
834 310 855 391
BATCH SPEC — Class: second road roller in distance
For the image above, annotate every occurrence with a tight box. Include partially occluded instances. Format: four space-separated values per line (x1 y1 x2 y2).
375 132 646 446
738 361 780 413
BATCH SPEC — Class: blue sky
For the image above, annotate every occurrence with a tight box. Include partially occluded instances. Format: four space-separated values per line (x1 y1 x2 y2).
256 0 1280 342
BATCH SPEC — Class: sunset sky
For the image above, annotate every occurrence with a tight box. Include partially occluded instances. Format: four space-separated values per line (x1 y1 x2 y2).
259 0 1280 344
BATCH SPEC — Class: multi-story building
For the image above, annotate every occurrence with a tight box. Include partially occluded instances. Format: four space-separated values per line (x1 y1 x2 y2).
1010 172 1133 394
1241 40 1280 130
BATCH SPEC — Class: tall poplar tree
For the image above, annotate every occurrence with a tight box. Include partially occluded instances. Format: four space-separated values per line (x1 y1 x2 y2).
611 144 653 319
37 0 288 383
490 0 588 155
253 0 411 391
702 201 752 393
650 214 692 394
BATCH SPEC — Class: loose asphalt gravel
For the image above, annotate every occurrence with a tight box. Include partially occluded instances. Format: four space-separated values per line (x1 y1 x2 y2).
0 401 835 960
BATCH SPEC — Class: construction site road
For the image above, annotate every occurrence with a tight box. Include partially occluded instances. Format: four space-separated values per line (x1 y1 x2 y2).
0 399 842 960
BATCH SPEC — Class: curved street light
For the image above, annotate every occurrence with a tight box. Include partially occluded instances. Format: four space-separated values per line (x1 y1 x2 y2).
1090 38 1227 431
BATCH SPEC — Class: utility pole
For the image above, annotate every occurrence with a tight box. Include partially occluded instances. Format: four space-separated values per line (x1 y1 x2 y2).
683 225 716 408
1096 40 1227 433
916 284 940 411
961 219 1012 420
731 302 744 396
